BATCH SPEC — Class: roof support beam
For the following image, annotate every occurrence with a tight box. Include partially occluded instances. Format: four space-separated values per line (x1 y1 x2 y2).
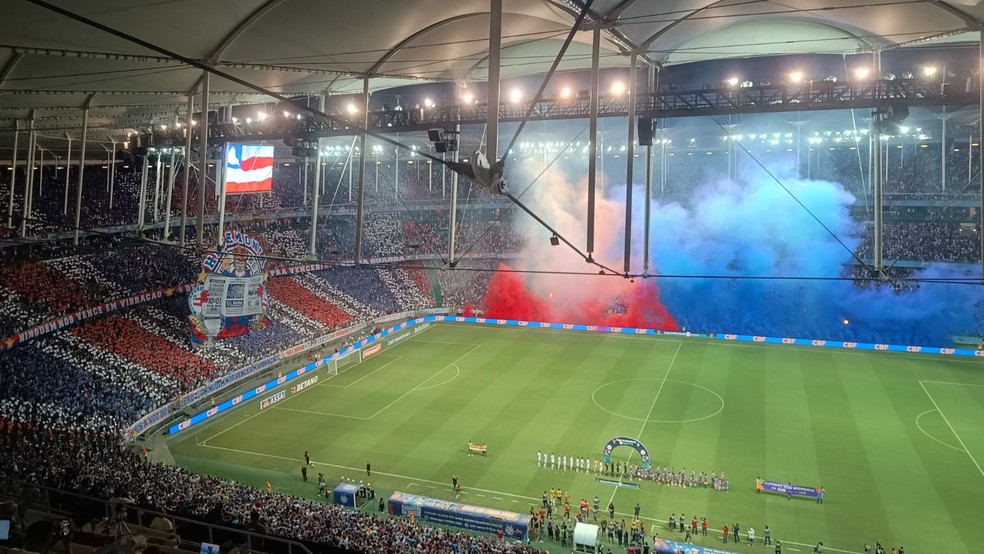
367 13 486 76
0 53 25 89
603 0 638 21
188 0 289 95
930 1 984 28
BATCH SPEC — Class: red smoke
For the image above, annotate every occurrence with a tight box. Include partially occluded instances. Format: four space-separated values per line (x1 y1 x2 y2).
481 263 678 331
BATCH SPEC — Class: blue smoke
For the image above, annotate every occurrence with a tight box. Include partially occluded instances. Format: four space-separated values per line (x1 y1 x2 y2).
626 159 984 346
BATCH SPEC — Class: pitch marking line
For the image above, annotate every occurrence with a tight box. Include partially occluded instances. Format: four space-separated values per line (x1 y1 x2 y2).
591 378 725 424
410 339 483 347
364 344 481 419
919 380 984 388
317 356 402 389
272 406 370 420
199 409 269 446
919 380 984 479
608 341 683 506
191 442 858 553
915 409 966 452
414 363 461 391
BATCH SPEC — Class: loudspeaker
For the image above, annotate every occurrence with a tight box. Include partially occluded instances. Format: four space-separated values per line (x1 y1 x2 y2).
873 103 908 133
887 103 909 124
638 117 655 146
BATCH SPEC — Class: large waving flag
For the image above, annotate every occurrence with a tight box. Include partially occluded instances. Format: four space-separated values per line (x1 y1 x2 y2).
225 144 274 193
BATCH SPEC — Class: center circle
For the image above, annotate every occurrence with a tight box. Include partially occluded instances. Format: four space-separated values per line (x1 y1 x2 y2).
591 378 724 423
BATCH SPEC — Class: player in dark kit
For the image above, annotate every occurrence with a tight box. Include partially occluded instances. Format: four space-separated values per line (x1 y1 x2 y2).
366 460 371 476
304 449 310 466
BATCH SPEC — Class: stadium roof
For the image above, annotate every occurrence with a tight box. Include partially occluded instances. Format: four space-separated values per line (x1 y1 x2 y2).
1 0 983 145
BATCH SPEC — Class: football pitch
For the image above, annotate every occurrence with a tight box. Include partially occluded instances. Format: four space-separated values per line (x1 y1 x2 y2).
168 323 984 553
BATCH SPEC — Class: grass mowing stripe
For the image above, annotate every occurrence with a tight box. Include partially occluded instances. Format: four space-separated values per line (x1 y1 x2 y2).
168 323 978 553
608 341 683 507
919 381 984 480
366 344 480 419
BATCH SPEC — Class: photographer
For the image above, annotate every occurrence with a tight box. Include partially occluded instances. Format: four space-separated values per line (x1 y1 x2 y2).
42 518 73 554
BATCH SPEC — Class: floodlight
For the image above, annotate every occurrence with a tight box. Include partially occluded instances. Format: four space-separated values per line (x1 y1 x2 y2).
923 66 938 77
509 87 523 104
789 71 803 83
727 77 739 87
610 81 626 96
853 67 870 80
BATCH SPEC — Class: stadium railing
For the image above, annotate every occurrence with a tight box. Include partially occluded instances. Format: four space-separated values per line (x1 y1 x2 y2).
14 480 316 554
135 308 449 439
165 309 448 436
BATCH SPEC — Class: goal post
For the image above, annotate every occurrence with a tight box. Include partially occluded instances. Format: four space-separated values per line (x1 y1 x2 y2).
325 348 361 377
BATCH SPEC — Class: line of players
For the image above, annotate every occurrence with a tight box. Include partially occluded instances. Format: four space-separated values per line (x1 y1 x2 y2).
536 450 729 491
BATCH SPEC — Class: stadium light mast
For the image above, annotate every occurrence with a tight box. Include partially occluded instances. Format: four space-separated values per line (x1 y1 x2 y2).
586 24 601 262
310 95 325 257
108 138 116 211
6 121 17 230
197 70 210 249
980 31 984 280
871 49 883 273
303 155 309 206
73 98 91 246
623 53 638 275
153 147 163 222
180 94 193 247
448 123 461 267
20 111 35 237
37 145 43 197
62 134 71 215
643 64 656 277
216 141 229 249
137 147 149 232
354 76 370 265
485 0 502 164
164 145 177 241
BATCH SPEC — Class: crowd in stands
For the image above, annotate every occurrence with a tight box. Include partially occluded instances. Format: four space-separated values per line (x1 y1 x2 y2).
0 243 450 429
0 426 543 553
0 133 962 554
856 221 980 263
376 266 435 312
437 260 500 311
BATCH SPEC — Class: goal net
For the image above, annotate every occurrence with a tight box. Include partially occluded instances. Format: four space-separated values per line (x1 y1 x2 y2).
325 349 361 377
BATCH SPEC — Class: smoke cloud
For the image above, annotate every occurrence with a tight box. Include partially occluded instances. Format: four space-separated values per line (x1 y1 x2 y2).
481 154 984 346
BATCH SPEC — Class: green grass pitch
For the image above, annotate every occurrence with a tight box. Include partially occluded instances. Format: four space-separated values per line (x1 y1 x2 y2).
168 323 984 553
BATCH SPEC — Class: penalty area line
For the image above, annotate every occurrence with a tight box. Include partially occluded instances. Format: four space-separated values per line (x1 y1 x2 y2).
364 344 481 420
919 381 984 480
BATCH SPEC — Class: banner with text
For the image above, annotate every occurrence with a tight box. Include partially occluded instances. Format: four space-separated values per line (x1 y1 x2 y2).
388 491 530 540
756 478 822 499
